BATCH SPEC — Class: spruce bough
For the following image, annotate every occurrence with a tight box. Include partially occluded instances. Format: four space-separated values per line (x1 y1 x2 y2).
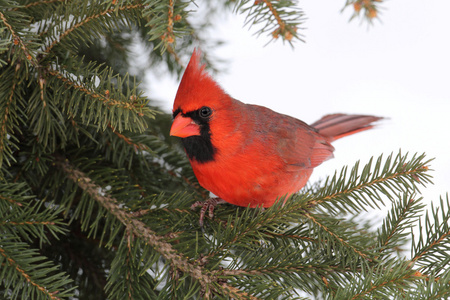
0 0 448 299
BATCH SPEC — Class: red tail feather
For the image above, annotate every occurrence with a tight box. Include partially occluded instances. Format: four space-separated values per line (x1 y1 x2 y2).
311 114 382 141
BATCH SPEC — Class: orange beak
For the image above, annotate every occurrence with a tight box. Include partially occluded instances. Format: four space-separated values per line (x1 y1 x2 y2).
170 114 201 138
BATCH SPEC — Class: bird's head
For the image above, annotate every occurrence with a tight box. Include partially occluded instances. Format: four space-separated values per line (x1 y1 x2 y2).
170 49 235 163
170 49 230 138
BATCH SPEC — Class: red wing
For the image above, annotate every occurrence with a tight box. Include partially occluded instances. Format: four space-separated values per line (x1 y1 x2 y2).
275 117 335 170
246 104 335 171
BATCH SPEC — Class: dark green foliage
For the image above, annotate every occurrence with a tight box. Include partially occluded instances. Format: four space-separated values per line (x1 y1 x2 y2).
233 0 305 44
0 0 448 299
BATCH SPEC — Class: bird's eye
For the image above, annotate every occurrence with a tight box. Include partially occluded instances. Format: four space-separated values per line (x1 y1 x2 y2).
199 106 212 119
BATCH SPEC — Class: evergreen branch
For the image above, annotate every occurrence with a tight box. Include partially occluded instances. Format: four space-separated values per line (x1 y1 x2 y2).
43 3 145 54
199 199 299 262
25 78 67 150
165 0 175 44
0 182 32 208
105 234 159 299
325 164 424 201
0 66 19 167
15 0 66 10
411 194 450 274
0 8 38 67
0 247 61 300
0 193 23 206
0 237 73 299
56 157 251 298
411 272 450 299
265 231 317 243
0 220 55 226
221 263 341 277
344 0 383 22
46 63 154 133
109 124 149 151
304 212 370 261
377 193 424 257
221 261 357 296
0 38 9 67
311 152 432 214
235 0 304 43
0 205 62 239
379 197 414 249
216 243 338 297
48 69 140 111
221 284 261 300
166 43 183 67
0 183 67 246
349 271 416 300
197 195 320 271
261 0 286 34
414 229 450 265
143 0 190 50
330 259 417 299
123 235 140 298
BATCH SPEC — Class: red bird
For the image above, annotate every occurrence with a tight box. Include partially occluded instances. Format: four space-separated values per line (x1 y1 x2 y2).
170 49 381 224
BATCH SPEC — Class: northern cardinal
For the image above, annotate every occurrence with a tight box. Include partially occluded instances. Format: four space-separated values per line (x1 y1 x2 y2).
170 49 381 224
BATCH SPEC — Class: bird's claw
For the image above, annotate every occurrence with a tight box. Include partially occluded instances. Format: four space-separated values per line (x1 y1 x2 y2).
191 197 226 227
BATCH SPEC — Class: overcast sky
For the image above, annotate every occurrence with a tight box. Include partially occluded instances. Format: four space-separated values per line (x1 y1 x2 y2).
147 0 450 211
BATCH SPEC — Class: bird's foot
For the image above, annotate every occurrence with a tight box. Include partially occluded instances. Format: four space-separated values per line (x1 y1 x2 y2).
191 197 226 227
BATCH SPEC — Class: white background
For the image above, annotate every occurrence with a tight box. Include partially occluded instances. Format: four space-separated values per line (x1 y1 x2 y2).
147 0 450 214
